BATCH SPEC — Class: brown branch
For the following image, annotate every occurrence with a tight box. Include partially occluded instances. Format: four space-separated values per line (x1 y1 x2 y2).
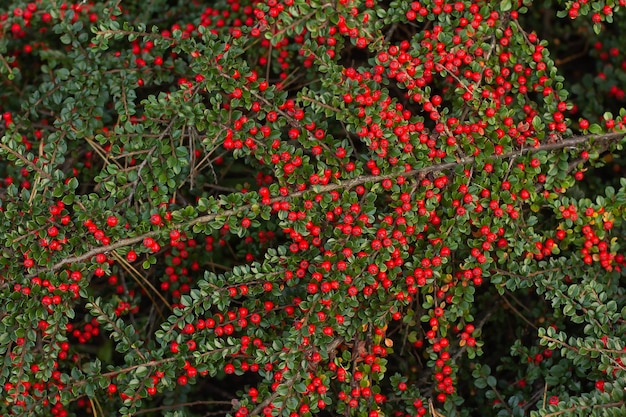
92 29 166 40
540 336 626 356
542 401 625 417
500 292 538 330
109 250 171 312
248 372 301 417
0 143 53 180
25 131 626 279
299 95 343 113
29 231 160 278
72 347 232 387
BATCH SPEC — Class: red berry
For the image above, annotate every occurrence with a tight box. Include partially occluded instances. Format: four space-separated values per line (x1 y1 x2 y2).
520 189 530 200
579 119 589 130
150 213 162 225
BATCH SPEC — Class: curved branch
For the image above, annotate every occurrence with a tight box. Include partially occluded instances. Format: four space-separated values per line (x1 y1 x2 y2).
26 131 626 278
0 143 53 180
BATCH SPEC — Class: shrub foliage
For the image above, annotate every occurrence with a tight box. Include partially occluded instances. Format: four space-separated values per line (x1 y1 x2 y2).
1 0 626 416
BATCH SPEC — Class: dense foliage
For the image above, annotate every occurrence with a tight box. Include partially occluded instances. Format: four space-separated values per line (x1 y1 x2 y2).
1 0 626 416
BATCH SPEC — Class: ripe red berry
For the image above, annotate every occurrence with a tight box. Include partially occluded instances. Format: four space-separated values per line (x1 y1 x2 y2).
150 213 162 225
595 380 605 392
579 119 589 130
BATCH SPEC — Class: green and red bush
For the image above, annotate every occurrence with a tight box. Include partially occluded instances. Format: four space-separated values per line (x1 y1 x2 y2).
1 0 626 416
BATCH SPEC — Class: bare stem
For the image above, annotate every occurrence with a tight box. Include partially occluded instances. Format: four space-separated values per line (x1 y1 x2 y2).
0 143 53 180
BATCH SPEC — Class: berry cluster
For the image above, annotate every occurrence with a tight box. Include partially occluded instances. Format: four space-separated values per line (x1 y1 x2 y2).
1 1 626 417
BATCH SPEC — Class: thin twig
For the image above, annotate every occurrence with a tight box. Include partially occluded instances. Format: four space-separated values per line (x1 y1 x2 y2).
0 143 53 180
499 293 538 330
109 250 171 312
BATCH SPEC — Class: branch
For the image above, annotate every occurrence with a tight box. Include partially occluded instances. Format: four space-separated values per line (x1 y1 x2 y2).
25 131 626 278
92 29 166 40
248 373 301 417
0 143 53 180
72 347 233 386
29 232 160 278
542 401 625 417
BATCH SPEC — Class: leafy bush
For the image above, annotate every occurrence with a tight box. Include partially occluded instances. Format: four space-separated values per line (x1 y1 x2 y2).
1 1 625 416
